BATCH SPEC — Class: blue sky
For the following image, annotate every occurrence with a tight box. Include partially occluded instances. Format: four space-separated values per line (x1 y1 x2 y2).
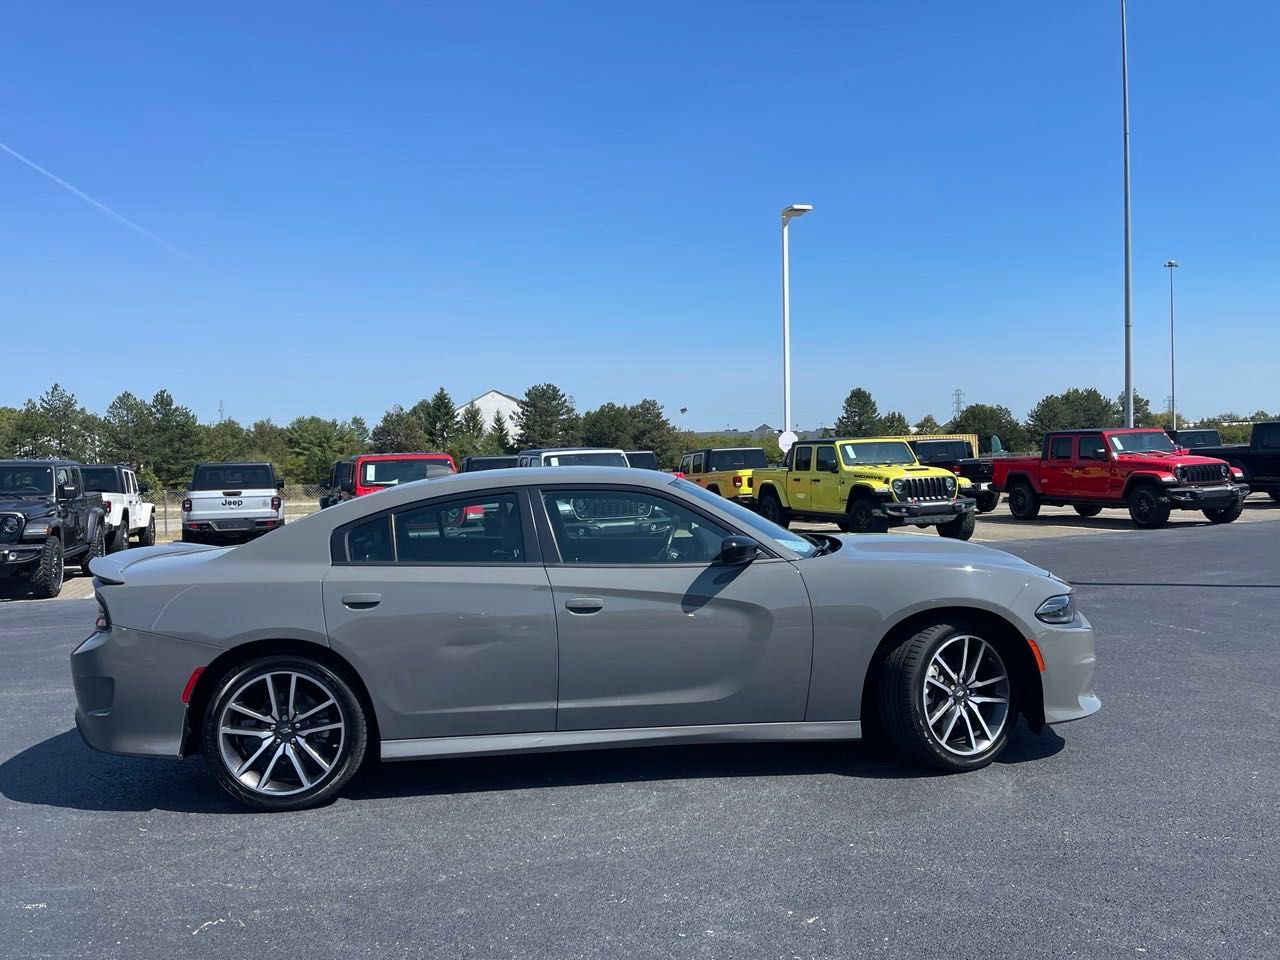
2 2 1277 431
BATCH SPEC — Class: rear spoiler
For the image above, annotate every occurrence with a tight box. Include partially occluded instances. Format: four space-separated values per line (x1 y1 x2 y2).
88 542 221 585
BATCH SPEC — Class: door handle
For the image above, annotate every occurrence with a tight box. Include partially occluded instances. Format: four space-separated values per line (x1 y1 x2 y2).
564 597 604 614
341 593 382 609
810 478 821 483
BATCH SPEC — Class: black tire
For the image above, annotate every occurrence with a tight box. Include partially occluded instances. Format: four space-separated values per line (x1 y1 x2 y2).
975 491 1000 513
1073 505 1103 518
937 510 976 540
758 491 791 529
706 484 721 496
29 537 64 599
1203 500 1243 524
1127 484 1171 529
138 514 156 547
81 525 106 575
846 497 888 534
181 530 202 545
110 515 131 553
1007 483 1040 520
875 619 1014 772
202 655 368 811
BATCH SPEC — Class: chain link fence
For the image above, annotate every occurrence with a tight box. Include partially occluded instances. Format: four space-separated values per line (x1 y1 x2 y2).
144 485 325 541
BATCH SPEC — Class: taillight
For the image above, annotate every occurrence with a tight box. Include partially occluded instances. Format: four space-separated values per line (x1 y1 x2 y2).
102 498 112 515
733 476 743 488
182 498 192 512
94 595 110 632
271 496 282 511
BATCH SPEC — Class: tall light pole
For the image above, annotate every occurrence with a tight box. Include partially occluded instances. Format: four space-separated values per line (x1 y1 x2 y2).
1165 259 1179 429
1121 0 1135 427
780 203 812 451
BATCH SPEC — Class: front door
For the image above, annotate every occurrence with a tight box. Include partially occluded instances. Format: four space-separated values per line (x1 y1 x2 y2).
812 444 842 512
321 489 558 741
1073 433 1112 498
537 486 813 731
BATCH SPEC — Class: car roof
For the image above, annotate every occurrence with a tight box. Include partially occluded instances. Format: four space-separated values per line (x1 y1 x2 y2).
0 458 79 467
1045 428 1163 435
348 452 452 461
519 448 626 455
194 461 274 467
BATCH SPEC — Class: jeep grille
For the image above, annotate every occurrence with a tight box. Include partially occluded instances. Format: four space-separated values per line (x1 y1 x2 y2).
897 477 951 502
1180 463 1227 485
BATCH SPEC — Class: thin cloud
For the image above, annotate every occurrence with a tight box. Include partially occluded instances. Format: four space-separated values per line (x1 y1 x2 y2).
0 140 191 260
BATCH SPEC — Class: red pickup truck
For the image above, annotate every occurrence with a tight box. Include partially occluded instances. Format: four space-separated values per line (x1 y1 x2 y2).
991 428 1248 529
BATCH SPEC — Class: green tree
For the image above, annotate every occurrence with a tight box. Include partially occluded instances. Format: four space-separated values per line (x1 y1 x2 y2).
8 400 51 458
410 387 458 449
101 392 152 466
449 403 490 463
629 398 679 466
370 404 428 453
914 414 942 434
581 402 636 449
146 390 202 488
486 410 513 454
515 383 577 448
1026 388 1120 436
286 416 359 483
348 415 370 449
879 410 910 435
200 419 252 463
37 383 99 461
247 419 291 468
0 405 17 457
950 403 1030 452
834 387 880 437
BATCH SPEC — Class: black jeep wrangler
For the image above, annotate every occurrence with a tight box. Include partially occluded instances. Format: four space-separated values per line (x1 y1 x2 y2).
0 460 107 598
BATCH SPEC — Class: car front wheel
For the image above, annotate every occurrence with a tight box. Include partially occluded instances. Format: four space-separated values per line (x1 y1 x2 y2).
876 621 1013 772
936 511 976 540
202 656 368 811
1127 485 1171 529
29 537 64 599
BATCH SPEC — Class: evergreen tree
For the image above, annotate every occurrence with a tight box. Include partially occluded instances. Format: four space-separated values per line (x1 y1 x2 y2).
951 403 1030 452
101 391 153 466
914 414 943 434
486 410 513 453
201 419 253 463
8 400 52 459
834 387 880 437
1026 388 1120 436
146 390 202 488
879 410 911 435
412 387 458 449
581 402 636 449
370 405 428 453
629 398 679 467
515 383 576 448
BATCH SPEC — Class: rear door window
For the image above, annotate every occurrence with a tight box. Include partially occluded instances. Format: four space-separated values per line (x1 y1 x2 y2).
1049 437 1074 460
337 494 525 564
794 446 813 471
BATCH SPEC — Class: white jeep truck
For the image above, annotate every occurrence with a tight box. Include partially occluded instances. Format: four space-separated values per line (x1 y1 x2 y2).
82 464 156 552
181 461 285 544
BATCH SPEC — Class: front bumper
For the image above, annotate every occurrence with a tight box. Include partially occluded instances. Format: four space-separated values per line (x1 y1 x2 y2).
1 542 43 570
877 495 976 527
71 625 217 758
1165 482 1249 510
1034 611 1101 725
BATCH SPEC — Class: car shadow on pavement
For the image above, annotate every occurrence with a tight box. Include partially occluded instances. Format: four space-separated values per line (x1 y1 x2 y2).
0 722 1065 813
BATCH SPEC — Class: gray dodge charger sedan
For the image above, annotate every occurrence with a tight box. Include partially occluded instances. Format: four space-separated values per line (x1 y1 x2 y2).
72 467 1099 810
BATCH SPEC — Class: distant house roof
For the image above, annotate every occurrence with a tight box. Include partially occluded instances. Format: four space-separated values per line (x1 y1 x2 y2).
455 389 521 411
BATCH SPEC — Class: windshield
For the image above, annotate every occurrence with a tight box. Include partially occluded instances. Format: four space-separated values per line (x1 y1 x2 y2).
81 467 123 493
1109 431 1177 454
911 441 970 463
707 448 768 470
625 451 659 470
544 452 629 467
463 457 519 472
191 464 276 491
839 440 916 466
1175 431 1218 448
671 478 817 558
0 466 53 496
361 458 453 486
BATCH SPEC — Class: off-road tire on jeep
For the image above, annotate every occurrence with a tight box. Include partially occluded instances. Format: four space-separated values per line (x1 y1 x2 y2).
847 497 888 534
1073 505 1103 518
706 484 721 496
1007 482 1041 520
81 525 106 574
139 514 156 547
29 536 64 599
1127 484 1171 529
937 510 976 540
111 515 131 553
975 491 1000 513
1203 501 1244 524
757 490 791 529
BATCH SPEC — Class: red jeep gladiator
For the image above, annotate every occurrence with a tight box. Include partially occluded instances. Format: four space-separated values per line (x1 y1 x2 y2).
991 428 1248 529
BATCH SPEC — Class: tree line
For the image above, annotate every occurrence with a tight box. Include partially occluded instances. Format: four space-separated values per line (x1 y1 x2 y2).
833 387 1275 451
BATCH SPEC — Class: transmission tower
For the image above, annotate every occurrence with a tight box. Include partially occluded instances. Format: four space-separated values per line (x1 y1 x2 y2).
952 388 965 420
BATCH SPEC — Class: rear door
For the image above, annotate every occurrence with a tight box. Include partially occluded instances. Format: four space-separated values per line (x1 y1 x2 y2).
788 445 815 509
322 488 558 741
536 485 813 731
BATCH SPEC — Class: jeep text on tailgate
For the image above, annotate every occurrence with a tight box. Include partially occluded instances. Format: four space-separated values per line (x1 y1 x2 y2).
181 461 285 544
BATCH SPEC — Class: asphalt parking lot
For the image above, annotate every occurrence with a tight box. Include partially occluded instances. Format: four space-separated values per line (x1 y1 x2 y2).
1 518 1277 959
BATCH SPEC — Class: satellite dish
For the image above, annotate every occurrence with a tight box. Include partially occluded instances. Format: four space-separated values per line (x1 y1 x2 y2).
779 430 798 453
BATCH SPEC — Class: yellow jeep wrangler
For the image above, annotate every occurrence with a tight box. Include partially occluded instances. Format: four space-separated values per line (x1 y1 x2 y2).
679 447 769 505
752 437 977 539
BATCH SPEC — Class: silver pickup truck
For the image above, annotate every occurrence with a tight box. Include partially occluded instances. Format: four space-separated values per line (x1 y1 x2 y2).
181 462 285 544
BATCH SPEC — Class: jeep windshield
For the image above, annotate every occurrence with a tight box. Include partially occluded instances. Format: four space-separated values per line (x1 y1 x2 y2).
81 467 123 493
191 465 275 490
839 441 916 466
1109 432 1177 454
0 466 53 496
361 458 451 486
543 452 628 467
707 449 768 470
911 441 971 464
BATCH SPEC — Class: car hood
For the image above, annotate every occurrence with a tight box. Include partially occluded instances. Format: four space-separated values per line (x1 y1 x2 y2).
846 464 955 480
1114 452 1228 468
826 532 1051 579
0 497 52 516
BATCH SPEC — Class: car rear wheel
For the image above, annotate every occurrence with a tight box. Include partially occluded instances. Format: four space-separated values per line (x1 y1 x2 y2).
758 491 791 529
706 484 721 496
937 510 976 540
1127 485 1171 529
1007 483 1040 520
1203 501 1243 524
975 491 1000 513
139 514 156 547
876 621 1013 771
847 498 888 534
81 525 105 575
203 656 368 811
111 517 130 553
29 537 64 599
1073 505 1103 518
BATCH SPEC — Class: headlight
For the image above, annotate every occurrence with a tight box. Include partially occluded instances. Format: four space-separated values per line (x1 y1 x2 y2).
1174 466 1186 481
23 519 51 538
891 478 905 495
1220 464 1229 478
1035 594 1075 624
945 476 956 492
1 516 19 536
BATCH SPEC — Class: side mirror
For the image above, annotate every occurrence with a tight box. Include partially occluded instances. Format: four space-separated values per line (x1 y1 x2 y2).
340 477 355 494
138 481 150 494
718 535 760 566
58 484 76 500
825 461 839 473
276 479 286 491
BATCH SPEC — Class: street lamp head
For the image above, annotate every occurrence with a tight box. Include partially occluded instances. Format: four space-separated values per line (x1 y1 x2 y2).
781 204 813 221
1164 260 1179 268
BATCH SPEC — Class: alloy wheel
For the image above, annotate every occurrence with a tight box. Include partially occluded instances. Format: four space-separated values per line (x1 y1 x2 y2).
217 670 347 797
921 635 1010 757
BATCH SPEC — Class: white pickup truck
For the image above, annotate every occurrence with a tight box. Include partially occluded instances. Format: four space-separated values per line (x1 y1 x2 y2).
81 464 156 552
